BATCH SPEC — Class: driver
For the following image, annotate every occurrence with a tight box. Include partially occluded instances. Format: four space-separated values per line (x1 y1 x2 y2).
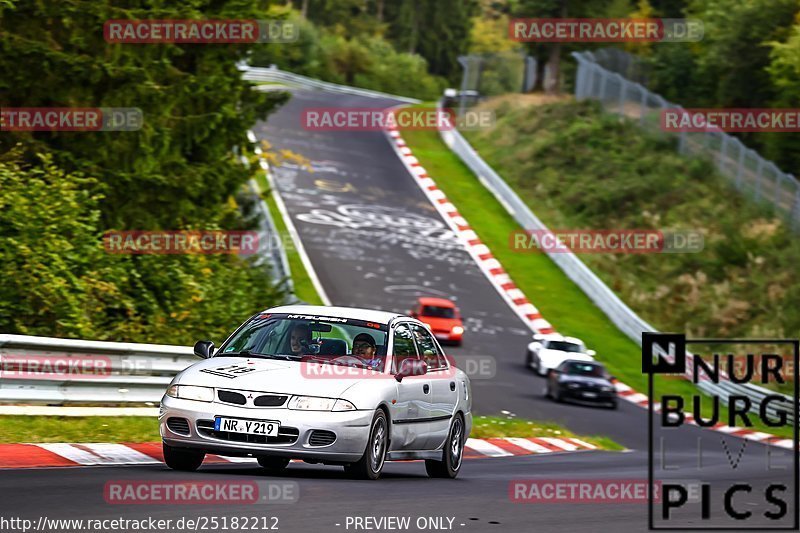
289 323 311 356
352 333 381 369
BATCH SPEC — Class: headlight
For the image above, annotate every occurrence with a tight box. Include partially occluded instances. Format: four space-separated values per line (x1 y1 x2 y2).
288 396 337 411
333 399 357 411
601 385 615 392
567 383 581 389
166 385 214 402
451 326 464 335
287 396 358 411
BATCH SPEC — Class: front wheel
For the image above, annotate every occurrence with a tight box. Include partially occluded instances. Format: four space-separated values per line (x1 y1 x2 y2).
163 443 204 471
345 410 388 480
425 415 465 479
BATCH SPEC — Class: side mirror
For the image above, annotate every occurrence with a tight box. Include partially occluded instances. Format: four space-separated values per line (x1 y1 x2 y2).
194 340 215 359
395 359 428 382
548 368 561 377
587 349 597 357
409 311 418 318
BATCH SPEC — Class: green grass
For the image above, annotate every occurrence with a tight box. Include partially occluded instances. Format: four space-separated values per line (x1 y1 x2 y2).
400 103 794 439
0 416 159 443
257 173 324 305
471 416 623 450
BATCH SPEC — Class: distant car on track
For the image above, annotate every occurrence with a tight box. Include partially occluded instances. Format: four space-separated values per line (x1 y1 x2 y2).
545 360 617 409
525 333 596 376
160 305 472 480
410 297 464 346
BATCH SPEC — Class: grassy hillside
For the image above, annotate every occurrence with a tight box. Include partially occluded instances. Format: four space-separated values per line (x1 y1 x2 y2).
464 99 800 343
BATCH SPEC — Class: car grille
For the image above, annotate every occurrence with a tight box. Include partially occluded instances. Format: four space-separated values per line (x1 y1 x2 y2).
216 390 288 407
218 390 247 405
254 394 288 407
196 419 299 444
308 430 336 447
166 417 190 435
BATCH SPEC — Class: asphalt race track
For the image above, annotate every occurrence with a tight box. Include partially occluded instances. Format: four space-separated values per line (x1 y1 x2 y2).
253 89 651 450
3 88 795 533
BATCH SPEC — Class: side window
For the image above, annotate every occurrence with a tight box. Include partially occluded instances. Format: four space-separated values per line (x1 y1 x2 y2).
391 324 418 373
411 324 445 370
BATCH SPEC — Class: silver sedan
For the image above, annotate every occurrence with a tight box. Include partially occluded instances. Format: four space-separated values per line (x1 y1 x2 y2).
160 305 473 479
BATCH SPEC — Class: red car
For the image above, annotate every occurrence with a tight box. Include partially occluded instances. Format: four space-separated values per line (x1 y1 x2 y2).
410 297 464 346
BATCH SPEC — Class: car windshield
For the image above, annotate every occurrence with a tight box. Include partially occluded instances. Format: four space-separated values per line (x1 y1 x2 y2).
564 362 607 378
546 340 584 353
421 305 455 318
219 313 389 371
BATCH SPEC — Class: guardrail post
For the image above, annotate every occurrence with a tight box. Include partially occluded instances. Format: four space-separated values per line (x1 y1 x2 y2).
598 70 607 102
755 157 764 202
718 134 728 172
638 86 647 125
735 142 745 190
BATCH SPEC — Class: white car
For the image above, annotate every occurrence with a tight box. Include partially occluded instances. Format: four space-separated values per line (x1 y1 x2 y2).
160 305 472 480
525 333 596 376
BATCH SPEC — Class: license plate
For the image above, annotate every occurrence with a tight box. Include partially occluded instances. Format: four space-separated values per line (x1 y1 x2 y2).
582 392 598 398
214 417 280 436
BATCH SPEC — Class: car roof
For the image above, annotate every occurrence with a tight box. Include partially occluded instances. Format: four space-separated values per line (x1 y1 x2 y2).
417 297 456 307
263 305 404 325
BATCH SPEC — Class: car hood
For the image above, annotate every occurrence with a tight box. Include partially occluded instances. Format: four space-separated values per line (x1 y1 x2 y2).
174 356 380 398
560 375 613 387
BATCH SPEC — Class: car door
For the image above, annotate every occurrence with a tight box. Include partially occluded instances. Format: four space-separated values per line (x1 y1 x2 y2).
387 322 430 451
411 324 455 450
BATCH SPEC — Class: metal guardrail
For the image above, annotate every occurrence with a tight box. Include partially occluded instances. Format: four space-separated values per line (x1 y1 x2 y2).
239 64 421 104
572 51 800 232
0 334 195 405
438 118 795 420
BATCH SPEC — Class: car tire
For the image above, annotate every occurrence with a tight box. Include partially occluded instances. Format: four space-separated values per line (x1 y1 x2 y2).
554 388 564 403
425 414 465 479
346 410 388 480
525 350 534 369
163 443 204 472
608 400 618 410
257 456 290 473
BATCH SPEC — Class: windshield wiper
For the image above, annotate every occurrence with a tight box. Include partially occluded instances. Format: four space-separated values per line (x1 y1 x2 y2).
222 350 279 360
272 353 304 361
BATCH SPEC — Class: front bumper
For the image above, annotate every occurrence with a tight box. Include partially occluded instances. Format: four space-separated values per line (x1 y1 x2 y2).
433 331 463 343
160 395 374 463
559 386 616 403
